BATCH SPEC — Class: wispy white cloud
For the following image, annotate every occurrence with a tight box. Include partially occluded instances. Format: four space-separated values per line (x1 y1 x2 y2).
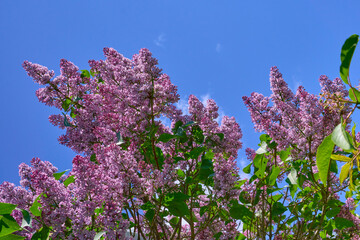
154 33 166 47
200 93 211 105
291 75 302 93
176 97 189 115
216 43 222 53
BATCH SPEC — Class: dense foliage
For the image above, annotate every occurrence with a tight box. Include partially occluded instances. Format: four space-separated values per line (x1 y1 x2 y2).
0 35 360 239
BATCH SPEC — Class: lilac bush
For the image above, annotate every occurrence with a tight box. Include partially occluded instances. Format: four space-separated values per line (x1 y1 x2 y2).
1 34 360 239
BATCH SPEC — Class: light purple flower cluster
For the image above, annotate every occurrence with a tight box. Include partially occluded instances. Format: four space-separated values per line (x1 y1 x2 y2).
1 48 243 239
243 66 350 158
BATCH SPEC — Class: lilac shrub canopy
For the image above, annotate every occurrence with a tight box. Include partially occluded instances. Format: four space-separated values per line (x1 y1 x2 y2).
1 35 360 240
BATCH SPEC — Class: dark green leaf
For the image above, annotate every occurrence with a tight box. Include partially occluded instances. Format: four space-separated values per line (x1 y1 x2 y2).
167 201 189 217
189 147 205 160
326 207 341 218
335 217 355 230
169 217 179 227
229 203 253 221
192 125 204 144
90 154 98 164
145 209 155 223
62 113 71 127
20 209 31 228
316 135 335 186
214 232 223 239
63 175 75 187
158 133 177 143
272 202 287 215
31 226 50 240
216 133 224 141
0 203 17 215
340 34 359 84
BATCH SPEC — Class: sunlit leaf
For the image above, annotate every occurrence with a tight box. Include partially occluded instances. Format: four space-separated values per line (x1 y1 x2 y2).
316 135 334 185
340 34 359 84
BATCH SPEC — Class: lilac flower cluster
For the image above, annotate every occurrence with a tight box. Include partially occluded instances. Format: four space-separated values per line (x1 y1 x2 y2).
1 48 243 239
243 66 350 158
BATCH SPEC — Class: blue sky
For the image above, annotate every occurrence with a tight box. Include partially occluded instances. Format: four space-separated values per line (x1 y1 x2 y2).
0 0 360 184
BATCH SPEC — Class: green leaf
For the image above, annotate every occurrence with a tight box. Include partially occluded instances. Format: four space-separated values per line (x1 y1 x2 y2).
94 231 106 240
254 155 268 179
62 113 71 127
167 201 189 217
236 233 247 240
272 202 287 215
70 108 77 118
331 154 352 162
140 202 155 211
216 133 224 141
349 87 360 102
29 195 42 217
61 98 72 111
326 207 341 218
229 203 253 221
214 232 223 239
0 203 17 215
165 192 190 217
31 226 50 240
192 125 204 144
116 132 124 146
335 217 355 230
243 163 251 174
189 147 205 160
340 162 351 184
90 69 99 77
280 148 291 161
53 170 69 180
63 175 75 187
0 214 21 237
340 34 359 84
169 217 179 227
80 70 90 79
332 123 354 151
177 169 185 178
0 234 26 240
20 209 32 228
90 154 98 164
269 166 281 186
158 133 177 143
145 209 155 223
316 135 335 186
255 141 267 154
